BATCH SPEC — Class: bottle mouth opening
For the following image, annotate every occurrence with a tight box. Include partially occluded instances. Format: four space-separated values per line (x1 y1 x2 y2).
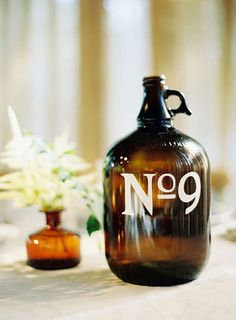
143 75 166 86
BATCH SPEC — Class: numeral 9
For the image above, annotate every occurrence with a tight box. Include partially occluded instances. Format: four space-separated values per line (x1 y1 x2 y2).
178 172 201 214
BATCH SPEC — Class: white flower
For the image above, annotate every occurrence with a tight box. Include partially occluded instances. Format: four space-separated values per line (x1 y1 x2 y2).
0 107 93 212
52 130 91 174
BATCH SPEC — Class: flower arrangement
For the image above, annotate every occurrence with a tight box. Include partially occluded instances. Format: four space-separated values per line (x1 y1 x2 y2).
0 107 101 234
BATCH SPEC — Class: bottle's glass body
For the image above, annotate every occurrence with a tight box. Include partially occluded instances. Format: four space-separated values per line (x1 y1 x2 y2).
103 76 210 286
26 211 80 270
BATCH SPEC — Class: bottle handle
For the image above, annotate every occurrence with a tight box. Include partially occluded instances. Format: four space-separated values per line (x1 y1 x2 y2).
164 89 192 117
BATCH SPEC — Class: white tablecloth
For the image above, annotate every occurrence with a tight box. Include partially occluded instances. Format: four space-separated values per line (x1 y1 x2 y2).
0 233 235 320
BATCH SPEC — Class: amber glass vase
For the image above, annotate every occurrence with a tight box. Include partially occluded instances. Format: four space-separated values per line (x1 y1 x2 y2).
104 75 210 286
26 211 80 270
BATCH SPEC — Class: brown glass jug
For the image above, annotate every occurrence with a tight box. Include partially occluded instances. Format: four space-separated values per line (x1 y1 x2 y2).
103 75 210 286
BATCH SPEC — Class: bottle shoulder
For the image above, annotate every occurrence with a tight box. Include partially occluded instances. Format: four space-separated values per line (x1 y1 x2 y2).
176 129 210 163
104 127 210 170
29 227 80 238
106 127 208 156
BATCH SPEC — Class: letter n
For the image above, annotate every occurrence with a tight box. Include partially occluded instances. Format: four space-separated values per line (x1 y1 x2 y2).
121 173 155 216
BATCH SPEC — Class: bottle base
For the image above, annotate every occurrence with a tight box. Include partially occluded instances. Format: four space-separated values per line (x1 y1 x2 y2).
27 258 80 270
108 260 202 286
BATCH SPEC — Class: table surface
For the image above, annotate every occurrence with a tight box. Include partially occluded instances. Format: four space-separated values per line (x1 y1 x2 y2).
0 232 235 320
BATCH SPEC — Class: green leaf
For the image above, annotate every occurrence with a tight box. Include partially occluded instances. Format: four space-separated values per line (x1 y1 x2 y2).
86 214 101 236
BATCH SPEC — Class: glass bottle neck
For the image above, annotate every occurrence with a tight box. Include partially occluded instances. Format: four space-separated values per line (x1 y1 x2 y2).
138 118 172 129
45 211 61 229
137 79 172 128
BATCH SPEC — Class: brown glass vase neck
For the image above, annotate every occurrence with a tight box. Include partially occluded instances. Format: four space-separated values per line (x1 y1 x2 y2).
43 211 62 229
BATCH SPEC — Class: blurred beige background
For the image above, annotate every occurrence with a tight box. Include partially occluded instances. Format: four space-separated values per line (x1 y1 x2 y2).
0 0 235 207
